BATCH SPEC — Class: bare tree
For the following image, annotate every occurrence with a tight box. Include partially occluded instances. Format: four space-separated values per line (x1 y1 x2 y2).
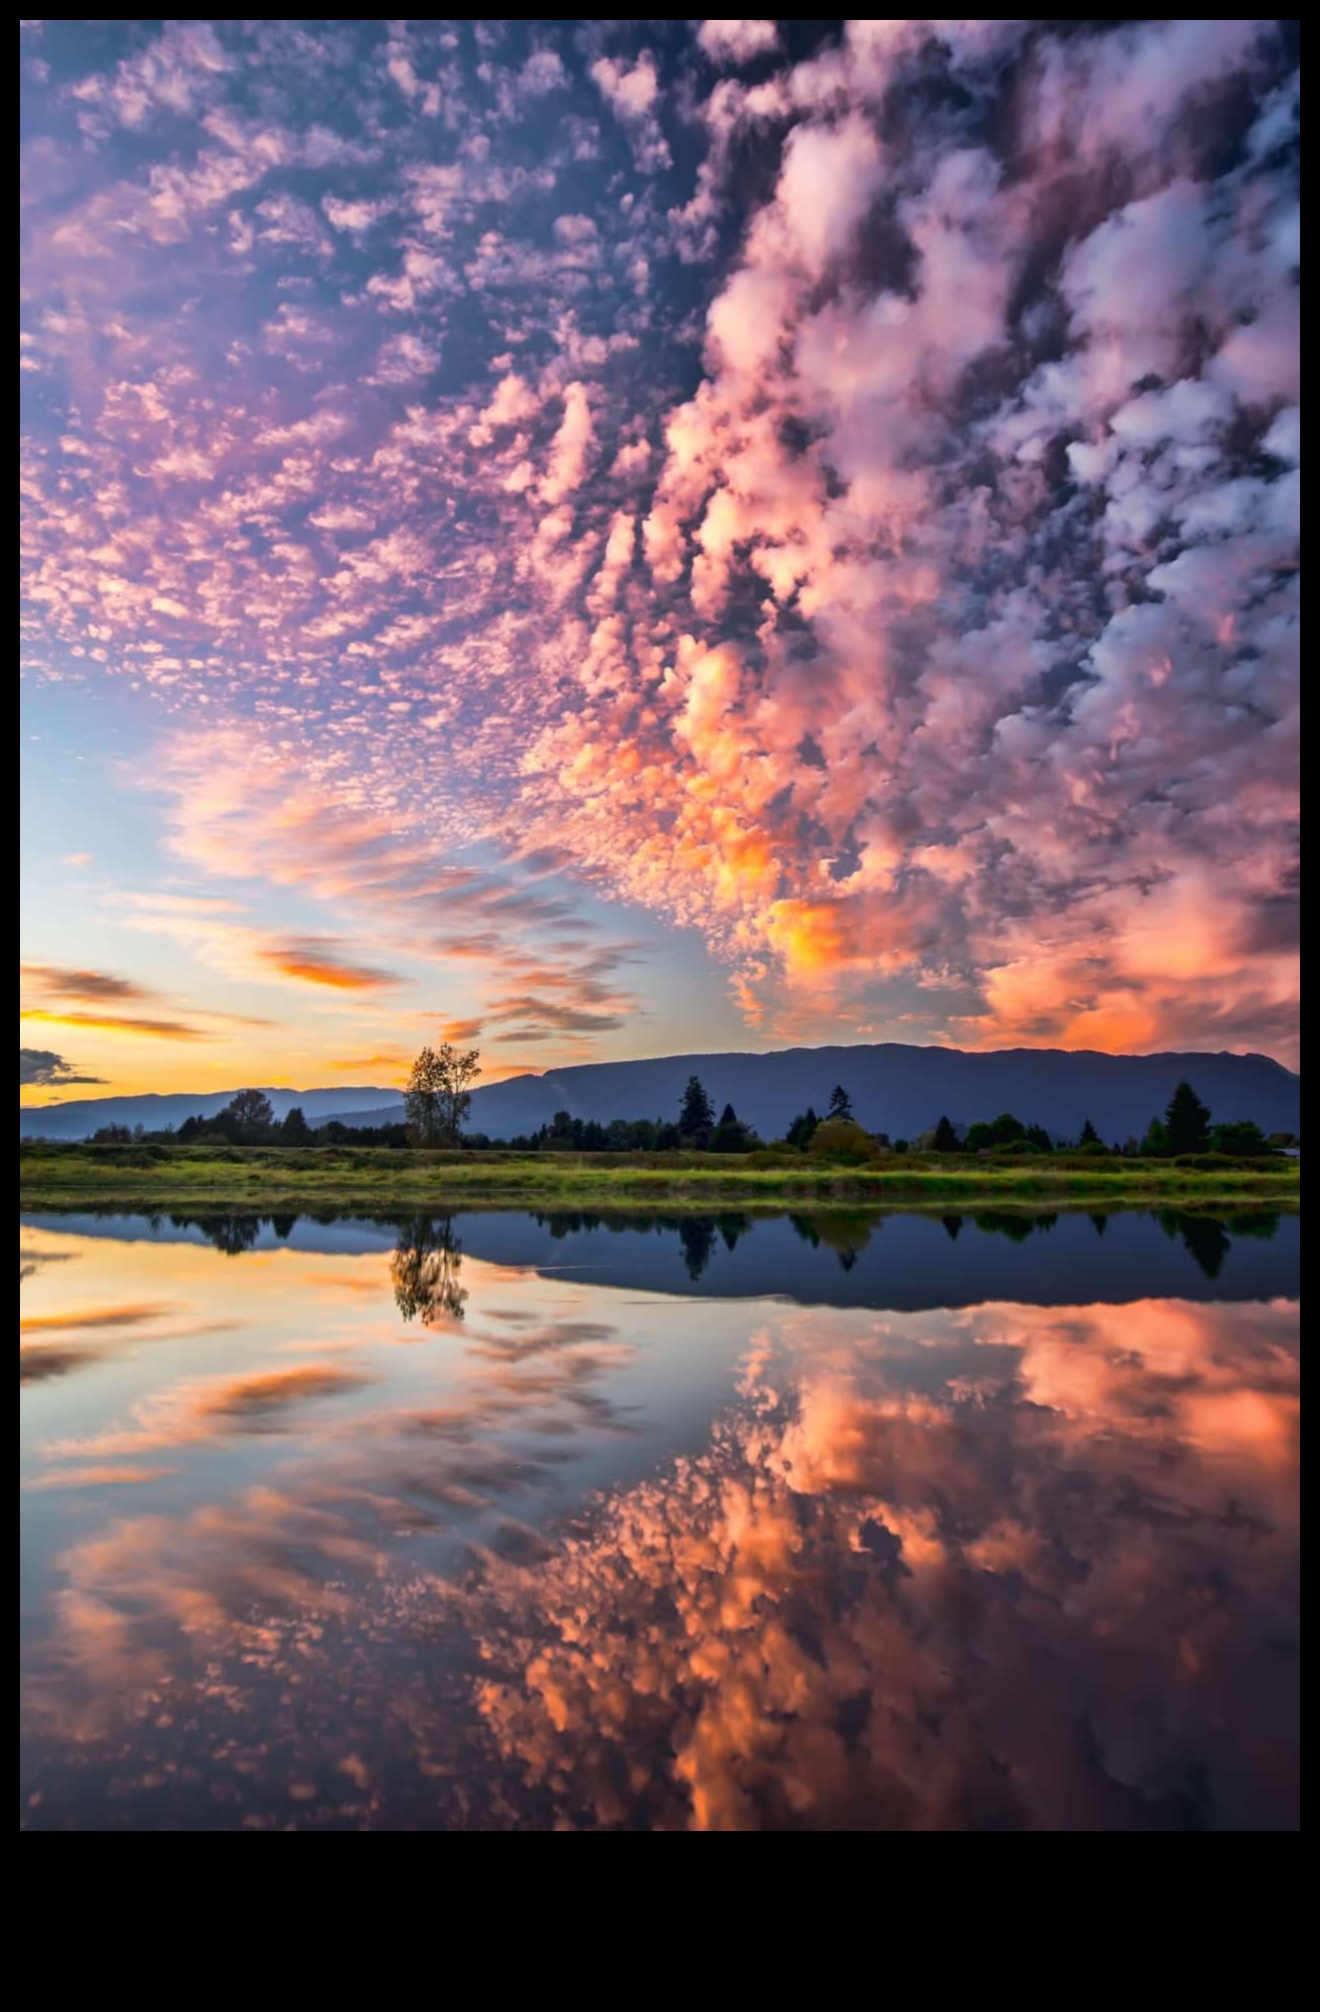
405 1043 481 1146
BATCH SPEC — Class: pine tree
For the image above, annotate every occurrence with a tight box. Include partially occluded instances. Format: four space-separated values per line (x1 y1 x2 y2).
827 1084 853 1121
786 1107 819 1149
678 1075 715 1145
1078 1118 1100 1145
1164 1079 1212 1154
932 1114 960 1152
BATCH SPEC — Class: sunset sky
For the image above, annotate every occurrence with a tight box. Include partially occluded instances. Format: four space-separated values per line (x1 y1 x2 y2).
20 19 1300 1105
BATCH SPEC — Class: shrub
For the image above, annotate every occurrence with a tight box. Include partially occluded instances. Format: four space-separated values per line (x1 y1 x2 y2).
806 1117 880 1162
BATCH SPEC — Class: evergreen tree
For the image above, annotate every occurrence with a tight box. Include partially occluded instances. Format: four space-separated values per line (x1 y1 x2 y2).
786 1107 819 1149
679 1217 716 1279
281 1105 312 1144
1078 1118 1100 1145
932 1114 960 1152
827 1084 854 1121
1164 1079 1212 1154
678 1075 715 1145
708 1102 756 1154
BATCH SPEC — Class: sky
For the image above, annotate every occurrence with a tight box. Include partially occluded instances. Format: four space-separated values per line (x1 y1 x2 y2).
19 19 1301 1106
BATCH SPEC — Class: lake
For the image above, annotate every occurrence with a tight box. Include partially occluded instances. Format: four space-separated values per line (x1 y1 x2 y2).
20 1206 1301 1831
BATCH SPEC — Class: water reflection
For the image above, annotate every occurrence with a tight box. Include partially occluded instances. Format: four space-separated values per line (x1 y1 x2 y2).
20 1210 1299 1828
390 1214 467 1324
64 1201 1294 1292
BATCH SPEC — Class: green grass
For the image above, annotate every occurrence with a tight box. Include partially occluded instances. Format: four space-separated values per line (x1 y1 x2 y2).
18 1141 1301 1213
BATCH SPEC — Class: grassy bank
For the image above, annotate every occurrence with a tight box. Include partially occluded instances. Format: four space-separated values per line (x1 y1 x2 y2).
18 1142 1301 1213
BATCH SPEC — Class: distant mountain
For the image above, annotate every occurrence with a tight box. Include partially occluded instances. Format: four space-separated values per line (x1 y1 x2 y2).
19 1045 1300 1145
318 1043 1300 1144
18 1085 394 1141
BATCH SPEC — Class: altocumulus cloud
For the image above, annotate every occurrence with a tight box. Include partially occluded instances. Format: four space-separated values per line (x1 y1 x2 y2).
18 20 1301 1063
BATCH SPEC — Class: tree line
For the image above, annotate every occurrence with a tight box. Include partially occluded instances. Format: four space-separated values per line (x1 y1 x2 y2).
85 1058 1293 1160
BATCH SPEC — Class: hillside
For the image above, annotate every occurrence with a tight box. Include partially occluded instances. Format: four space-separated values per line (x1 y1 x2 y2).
17 1085 391 1141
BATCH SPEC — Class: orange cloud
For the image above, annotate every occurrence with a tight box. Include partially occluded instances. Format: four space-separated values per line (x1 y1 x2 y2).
24 1465 178 1491
21 964 154 1003
257 938 402 991
22 1009 215 1041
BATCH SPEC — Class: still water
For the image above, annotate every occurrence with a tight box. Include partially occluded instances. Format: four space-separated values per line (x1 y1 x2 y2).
20 1207 1300 1830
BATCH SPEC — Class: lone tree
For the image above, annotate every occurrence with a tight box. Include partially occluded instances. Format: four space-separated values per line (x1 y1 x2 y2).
932 1115 961 1153
391 1215 468 1324
678 1074 715 1146
827 1084 854 1121
222 1088 275 1142
405 1043 482 1147
1164 1079 1212 1154
1078 1118 1101 1146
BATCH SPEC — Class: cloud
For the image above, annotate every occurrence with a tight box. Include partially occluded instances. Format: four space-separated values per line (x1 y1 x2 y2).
24 1278 1298 1828
697 21 779 68
22 1010 215 1042
257 938 402 992
590 49 671 170
21 964 154 1004
18 21 1300 1067
20 1047 105 1087
24 1464 179 1491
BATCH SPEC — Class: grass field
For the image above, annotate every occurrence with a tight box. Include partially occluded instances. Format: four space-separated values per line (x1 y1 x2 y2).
18 1141 1301 1213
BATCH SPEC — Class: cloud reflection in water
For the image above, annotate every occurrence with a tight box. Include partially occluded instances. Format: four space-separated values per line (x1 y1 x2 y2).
19 1217 1299 1829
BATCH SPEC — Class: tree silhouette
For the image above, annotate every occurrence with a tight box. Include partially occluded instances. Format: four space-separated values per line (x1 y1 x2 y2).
1078 1118 1101 1145
204 1214 262 1255
1171 1212 1230 1280
281 1105 313 1144
391 1215 468 1323
222 1089 275 1141
932 1115 961 1153
405 1043 481 1147
827 1084 854 1121
678 1216 717 1279
786 1107 819 1149
1209 1120 1272 1157
966 1112 1026 1150
678 1075 715 1145
1164 1079 1212 1154
709 1102 756 1153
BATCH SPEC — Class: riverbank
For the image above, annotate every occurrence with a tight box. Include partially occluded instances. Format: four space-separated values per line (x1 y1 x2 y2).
18 1143 1301 1212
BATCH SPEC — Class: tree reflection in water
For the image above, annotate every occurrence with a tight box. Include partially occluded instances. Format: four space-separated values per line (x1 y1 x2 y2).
390 1215 468 1324
171 1212 262 1256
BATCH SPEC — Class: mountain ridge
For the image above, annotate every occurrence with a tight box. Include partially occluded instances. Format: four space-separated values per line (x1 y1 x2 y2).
19 1043 1300 1143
